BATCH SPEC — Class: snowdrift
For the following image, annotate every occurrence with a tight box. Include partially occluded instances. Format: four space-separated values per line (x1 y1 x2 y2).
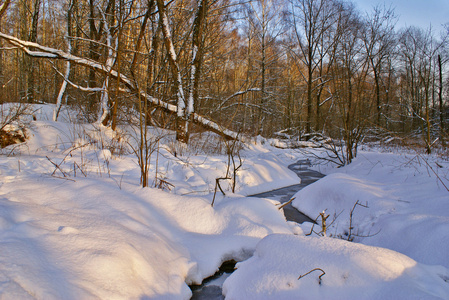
223 234 449 300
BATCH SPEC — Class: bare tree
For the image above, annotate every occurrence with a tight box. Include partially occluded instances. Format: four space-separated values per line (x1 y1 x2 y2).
288 0 341 137
188 0 208 130
156 0 188 143
399 26 447 153
28 0 41 102
330 3 368 163
0 0 10 89
362 4 397 127
245 0 285 135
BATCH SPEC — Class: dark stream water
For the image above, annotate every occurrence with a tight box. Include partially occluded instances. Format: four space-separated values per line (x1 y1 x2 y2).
189 159 325 300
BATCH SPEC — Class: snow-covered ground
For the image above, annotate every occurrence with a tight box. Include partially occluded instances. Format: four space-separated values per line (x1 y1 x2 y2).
292 150 449 269
1 104 448 299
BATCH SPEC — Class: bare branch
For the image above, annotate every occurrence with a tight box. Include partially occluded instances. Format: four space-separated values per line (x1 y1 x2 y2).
277 197 296 210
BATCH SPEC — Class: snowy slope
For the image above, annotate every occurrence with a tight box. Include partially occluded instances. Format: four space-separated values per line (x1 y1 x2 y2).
292 151 449 269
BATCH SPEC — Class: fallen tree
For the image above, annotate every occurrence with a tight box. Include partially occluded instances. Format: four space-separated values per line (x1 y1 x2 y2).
0 32 240 142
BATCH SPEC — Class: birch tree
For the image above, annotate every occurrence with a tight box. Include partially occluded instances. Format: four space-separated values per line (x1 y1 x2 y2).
54 0 75 121
188 0 208 127
156 0 188 143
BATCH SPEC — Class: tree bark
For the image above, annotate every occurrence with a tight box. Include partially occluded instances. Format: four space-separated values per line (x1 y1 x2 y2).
27 0 41 103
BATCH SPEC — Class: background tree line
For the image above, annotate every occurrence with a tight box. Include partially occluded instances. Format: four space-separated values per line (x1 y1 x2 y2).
0 0 448 158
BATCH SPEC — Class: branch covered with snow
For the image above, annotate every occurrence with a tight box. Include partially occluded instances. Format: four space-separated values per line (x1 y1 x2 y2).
0 31 241 141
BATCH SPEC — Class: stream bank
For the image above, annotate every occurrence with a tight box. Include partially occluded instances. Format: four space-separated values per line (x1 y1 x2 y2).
250 159 324 223
189 159 325 299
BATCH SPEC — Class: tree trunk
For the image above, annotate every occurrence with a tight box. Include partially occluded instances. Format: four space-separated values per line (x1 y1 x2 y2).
54 0 75 121
27 0 41 103
156 0 188 143
438 55 444 143
88 0 100 115
0 0 9 90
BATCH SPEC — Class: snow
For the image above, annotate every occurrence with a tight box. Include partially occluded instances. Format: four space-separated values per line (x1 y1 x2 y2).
0 104 293 299
1 104 449 299
223 234 449 300
292 151 449 269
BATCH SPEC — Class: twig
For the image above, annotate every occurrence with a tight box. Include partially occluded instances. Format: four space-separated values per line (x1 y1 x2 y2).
155 178 174 191
320 211 330 236
277 197 296 210
112 173 125 190
73 161 87 177
298 268 326 285
351 228 381 239
418 154 449 192
46 156 68 177
348 200 368 241
305 210 343 236
49 175 76 182
305 215 321 236
211 177 230 207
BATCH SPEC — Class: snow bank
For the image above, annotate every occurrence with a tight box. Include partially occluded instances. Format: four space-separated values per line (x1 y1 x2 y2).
292 151 449 268
0 106 295 299
223 234 449 300
0 174 291 299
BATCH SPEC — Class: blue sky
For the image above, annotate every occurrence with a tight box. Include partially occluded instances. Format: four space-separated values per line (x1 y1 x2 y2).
352 0 449 32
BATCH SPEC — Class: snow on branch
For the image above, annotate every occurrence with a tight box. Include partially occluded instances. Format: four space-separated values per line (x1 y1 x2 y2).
52 66 104 92
0 31 241 141
212 88 262 113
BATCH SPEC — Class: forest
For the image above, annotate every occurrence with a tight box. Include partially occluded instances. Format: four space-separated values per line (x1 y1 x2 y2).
1 1 449 299
0 0 448 161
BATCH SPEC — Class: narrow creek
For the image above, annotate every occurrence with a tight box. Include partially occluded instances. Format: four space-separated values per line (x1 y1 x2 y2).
189 159 325 300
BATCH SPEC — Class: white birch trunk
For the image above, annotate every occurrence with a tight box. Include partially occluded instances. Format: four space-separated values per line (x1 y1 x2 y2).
53 43 70 121
187 45 197 118
97 8 116 125
53 0 73 121
160 10 186 117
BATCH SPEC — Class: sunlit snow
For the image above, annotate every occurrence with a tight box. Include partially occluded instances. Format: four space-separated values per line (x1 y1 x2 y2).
0 104 448 299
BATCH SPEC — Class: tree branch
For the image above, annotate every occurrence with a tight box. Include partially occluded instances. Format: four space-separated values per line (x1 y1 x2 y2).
0 32 241 141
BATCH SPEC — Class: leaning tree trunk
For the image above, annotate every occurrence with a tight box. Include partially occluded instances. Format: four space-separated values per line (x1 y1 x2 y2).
0 32 242 141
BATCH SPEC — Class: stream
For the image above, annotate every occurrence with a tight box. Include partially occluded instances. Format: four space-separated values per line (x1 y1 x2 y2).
189 159 325 300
